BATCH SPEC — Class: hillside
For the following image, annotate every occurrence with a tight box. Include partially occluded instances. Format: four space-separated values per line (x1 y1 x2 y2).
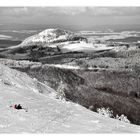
0 28 115 62
1 58 140 126
14 28 87 48
0 28 140 132
0 64 140 133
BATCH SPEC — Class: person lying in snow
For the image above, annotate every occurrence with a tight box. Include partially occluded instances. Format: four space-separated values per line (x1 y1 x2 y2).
10 104 28 112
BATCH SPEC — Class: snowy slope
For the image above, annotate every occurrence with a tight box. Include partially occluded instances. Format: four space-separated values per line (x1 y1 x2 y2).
7 28 82 50
62 42 114 52
19 28 74 47
0 64 140 133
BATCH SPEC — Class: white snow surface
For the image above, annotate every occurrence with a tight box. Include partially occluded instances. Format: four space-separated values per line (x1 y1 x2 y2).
0 34 12 40
47 64 81 70
0 64 140 133
62 42 114 52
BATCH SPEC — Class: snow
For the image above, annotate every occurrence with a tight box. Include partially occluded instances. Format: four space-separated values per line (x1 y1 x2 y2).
46 64 100 70
98 32 137 41
0 34 12 40
20 28 73 46
47 64 81 70
62 42 114 52
0 64 140 133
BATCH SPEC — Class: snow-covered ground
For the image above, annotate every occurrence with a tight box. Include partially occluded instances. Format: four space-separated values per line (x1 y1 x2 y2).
46 64 100 70
20 28 74 46
0 64 140 133
0 34 12 40
46 64 81 70
87 31 139 43
62 42 114 52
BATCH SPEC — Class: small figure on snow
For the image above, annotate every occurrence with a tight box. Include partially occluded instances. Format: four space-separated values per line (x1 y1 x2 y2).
14 104 22 110
10 104 28 112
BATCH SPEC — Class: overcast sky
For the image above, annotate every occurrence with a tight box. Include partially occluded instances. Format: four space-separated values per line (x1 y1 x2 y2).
0 7 140 29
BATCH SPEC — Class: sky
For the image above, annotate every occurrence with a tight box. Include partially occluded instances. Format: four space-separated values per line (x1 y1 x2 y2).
0 7 140 30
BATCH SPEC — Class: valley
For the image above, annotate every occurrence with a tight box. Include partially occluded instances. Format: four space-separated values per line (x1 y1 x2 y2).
0 28 140 132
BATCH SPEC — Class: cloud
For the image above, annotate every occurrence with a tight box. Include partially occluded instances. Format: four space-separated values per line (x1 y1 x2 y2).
0 7 28 17
41 7 140 17
83 7 140 16
0 7 140 27
47 7 87 15
0 7 140 18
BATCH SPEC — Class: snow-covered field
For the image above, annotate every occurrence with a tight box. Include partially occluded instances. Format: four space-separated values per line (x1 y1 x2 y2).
46 64 81 70
0 34 12 40
62 42 114 52
0 64 140 133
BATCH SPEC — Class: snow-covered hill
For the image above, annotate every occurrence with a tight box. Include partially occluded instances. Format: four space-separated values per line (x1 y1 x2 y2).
18 28 86 47
0 64 140 133
2 28 115 58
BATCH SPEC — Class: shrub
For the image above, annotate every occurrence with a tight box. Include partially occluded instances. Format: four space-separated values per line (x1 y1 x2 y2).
93 65 97 68
125 65 128 69
75 60 89 70
115 114 130 123
56 81 66 100
97 107 130 123
93 69 99 72
98 64 108 69
133 64 140 73
97 107 113 118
